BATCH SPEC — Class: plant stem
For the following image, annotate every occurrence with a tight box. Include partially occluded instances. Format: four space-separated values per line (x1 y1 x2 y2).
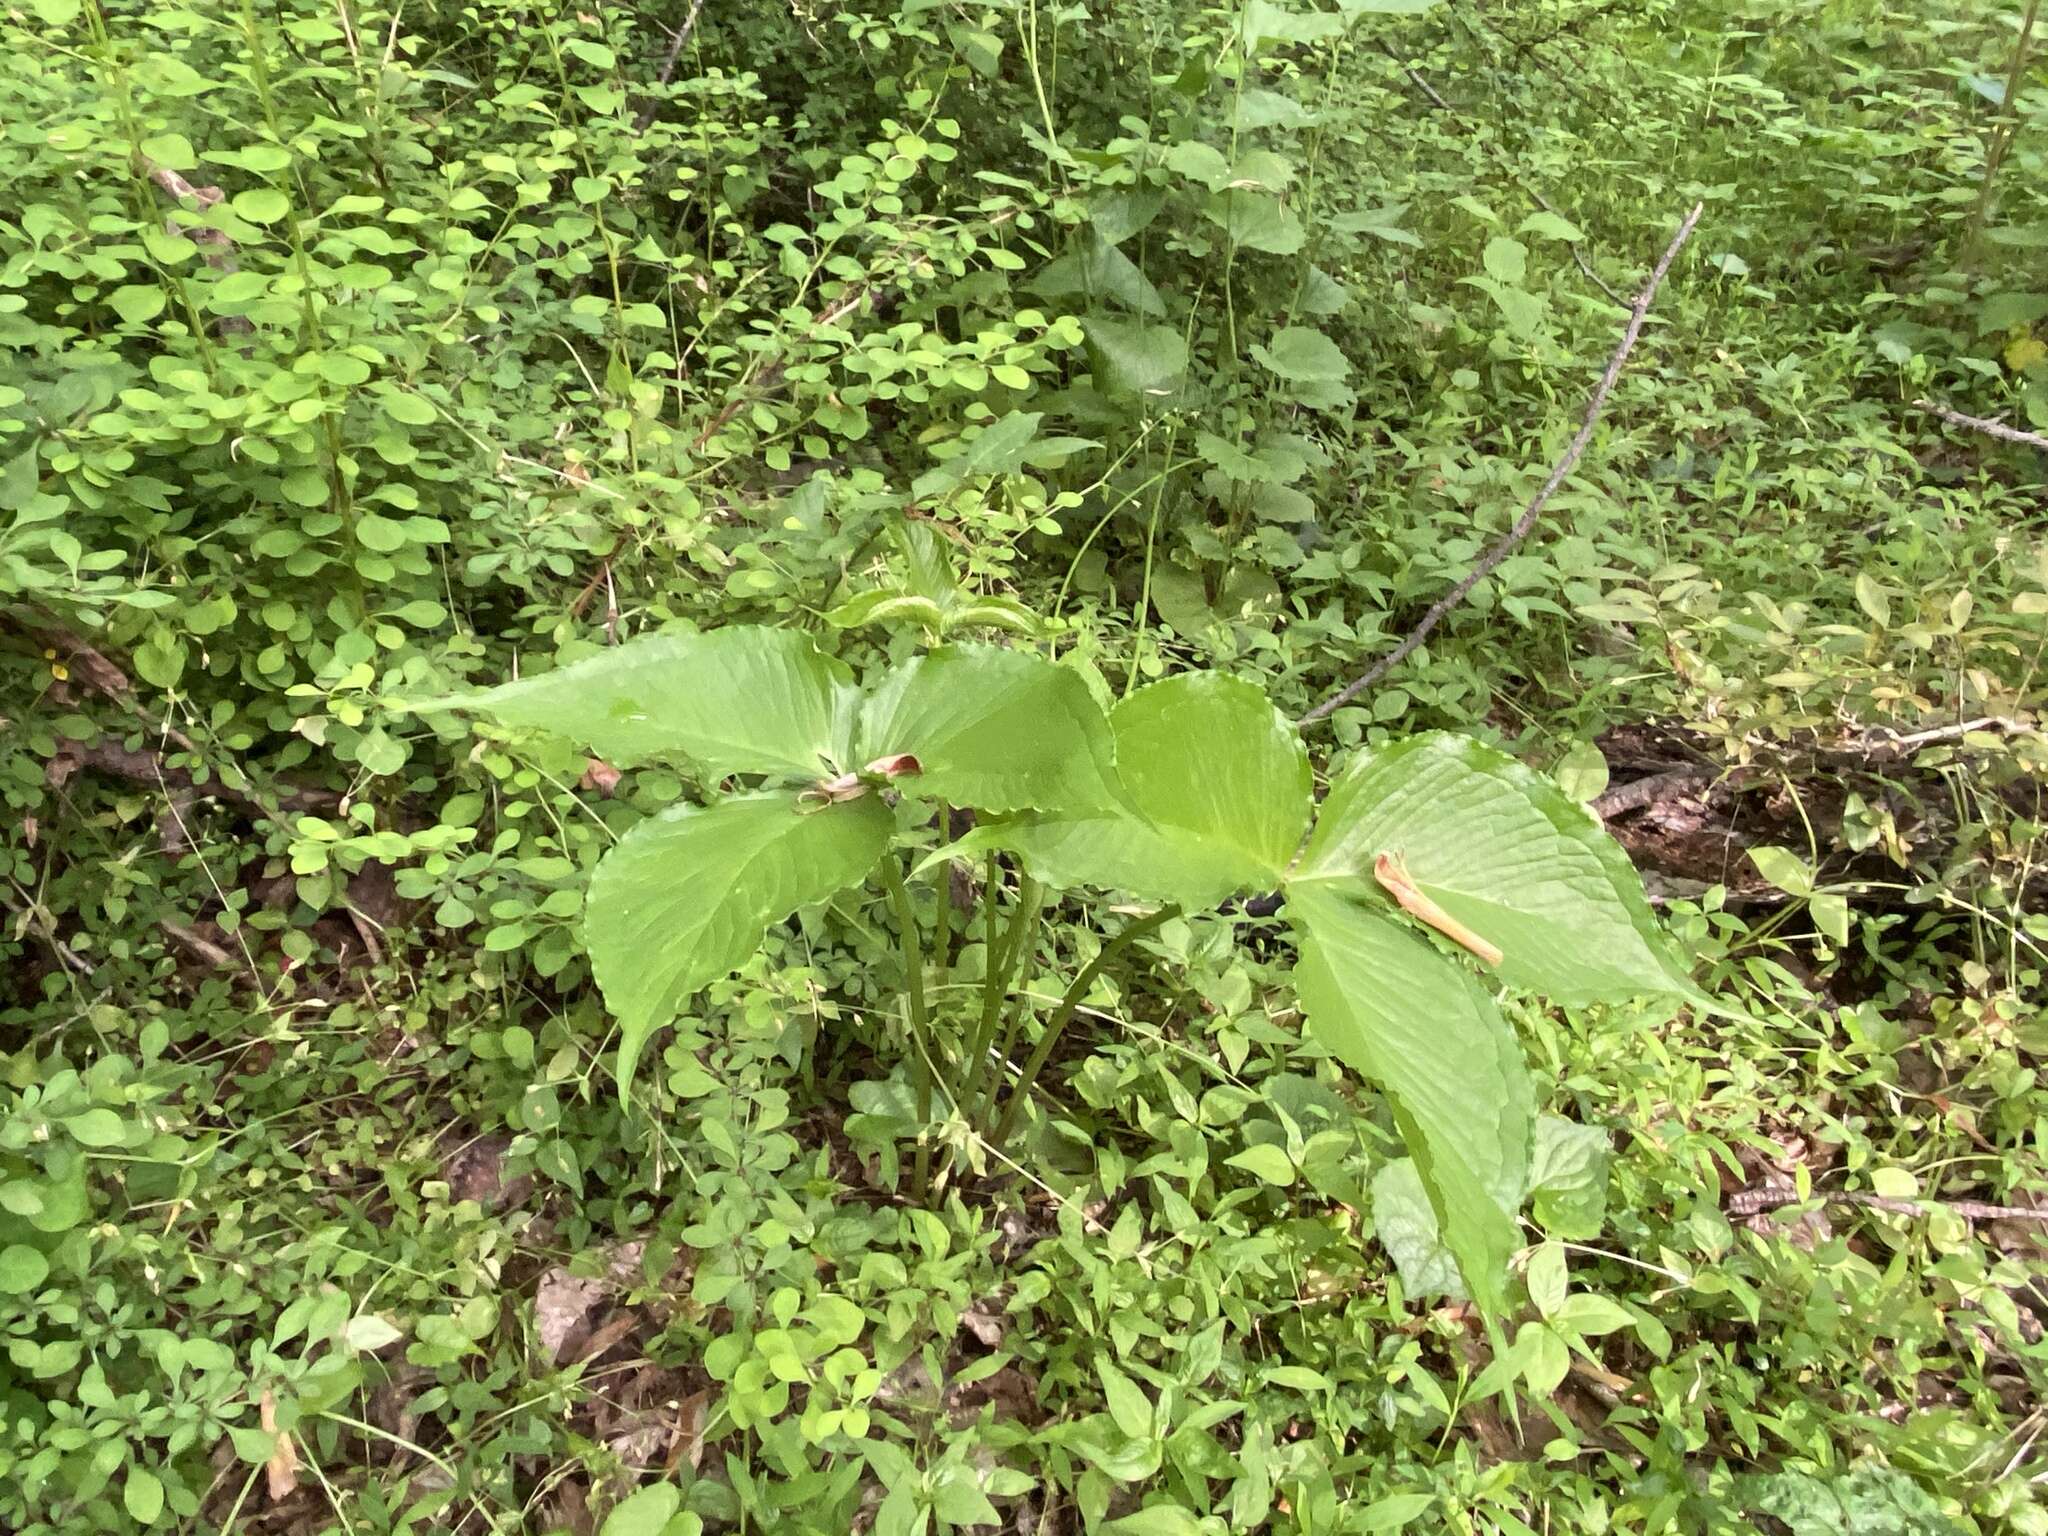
977 897 1048 1131
1967 0 2042 265
879 855 933 1200
966 872 1043 1113
932 807 955 1013
989 904 1180 1154
970 852 1005 1082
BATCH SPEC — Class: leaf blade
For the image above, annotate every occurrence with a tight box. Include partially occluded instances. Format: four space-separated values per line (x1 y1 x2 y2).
586 793 892 1096
1003 672 1310 904
1287 887 1531 1313
856 646 1121 815
438 627 859 782
1296 732 1700 1006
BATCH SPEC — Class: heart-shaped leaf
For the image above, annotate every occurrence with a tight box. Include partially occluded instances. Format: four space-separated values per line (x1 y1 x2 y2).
1005 672 1309 905
1294 732 1701 1007
856 645 1120 814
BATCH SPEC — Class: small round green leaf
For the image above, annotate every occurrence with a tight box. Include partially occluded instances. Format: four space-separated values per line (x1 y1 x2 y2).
124 1469 165 1525
232 188 291 224
598 1483 679 1536
0 1244 49 1293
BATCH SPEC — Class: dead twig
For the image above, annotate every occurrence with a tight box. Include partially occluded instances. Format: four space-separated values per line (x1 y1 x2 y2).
2 883 92 976
1912 398 2048 453
11 615 341 823
631 0 708 134
159 918 241 972
50 738 340 819
1300 202 1704 725
1730 1181 2048 1225
1861 714 2033 758
1591 765 1717 820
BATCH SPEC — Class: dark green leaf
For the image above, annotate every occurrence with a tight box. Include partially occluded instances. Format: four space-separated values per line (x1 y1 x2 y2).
1083 318 1189 398
1528 1115 1610 1238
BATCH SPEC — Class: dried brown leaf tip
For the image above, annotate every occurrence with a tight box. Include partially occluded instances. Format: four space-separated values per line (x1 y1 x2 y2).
861 753 922 780
1373 851 1504 967
258 1388 300 1502
799 754 922 810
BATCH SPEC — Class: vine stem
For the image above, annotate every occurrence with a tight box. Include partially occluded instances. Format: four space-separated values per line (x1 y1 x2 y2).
988 904 1180 1153
879 856 933 1200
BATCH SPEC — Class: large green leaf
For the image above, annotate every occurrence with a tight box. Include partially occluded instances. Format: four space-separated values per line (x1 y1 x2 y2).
856 645 1121 814
1294 732 1699 1006
1004 673 1310 905
446 626 858 782
586 793 891 1096
1287 886 1531 1313
1083 317 1189 398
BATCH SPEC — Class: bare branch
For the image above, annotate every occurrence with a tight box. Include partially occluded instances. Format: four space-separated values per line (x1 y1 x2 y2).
1730 1181 2048 1225
1590 765 1717 820
632 0 708 135
1913 397 2048 453
1300 202 1704 726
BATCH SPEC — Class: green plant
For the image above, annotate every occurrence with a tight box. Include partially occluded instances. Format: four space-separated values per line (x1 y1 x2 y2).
438 607 1704 1310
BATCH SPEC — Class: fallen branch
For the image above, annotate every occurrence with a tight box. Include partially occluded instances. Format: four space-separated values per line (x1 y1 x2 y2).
1300 201 1704 725
1913 398 2048 453
1 885 92 976
159 917 243 972
49 738 339 819
1590 764 1717 820
631 0 709 135
1860 714 2033 759
1729 1181 2048 1225
11 614 341 824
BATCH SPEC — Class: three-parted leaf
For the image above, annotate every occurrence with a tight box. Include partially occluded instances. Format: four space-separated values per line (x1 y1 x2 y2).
585 793 892 1096
1005 673 1310 905
446 627 859 781
856 645 1121 814
1287 885 1532 1314
1295 732 1699 1006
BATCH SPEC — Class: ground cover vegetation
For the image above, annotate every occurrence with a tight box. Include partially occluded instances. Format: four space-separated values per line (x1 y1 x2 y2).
1 0 2046 1531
